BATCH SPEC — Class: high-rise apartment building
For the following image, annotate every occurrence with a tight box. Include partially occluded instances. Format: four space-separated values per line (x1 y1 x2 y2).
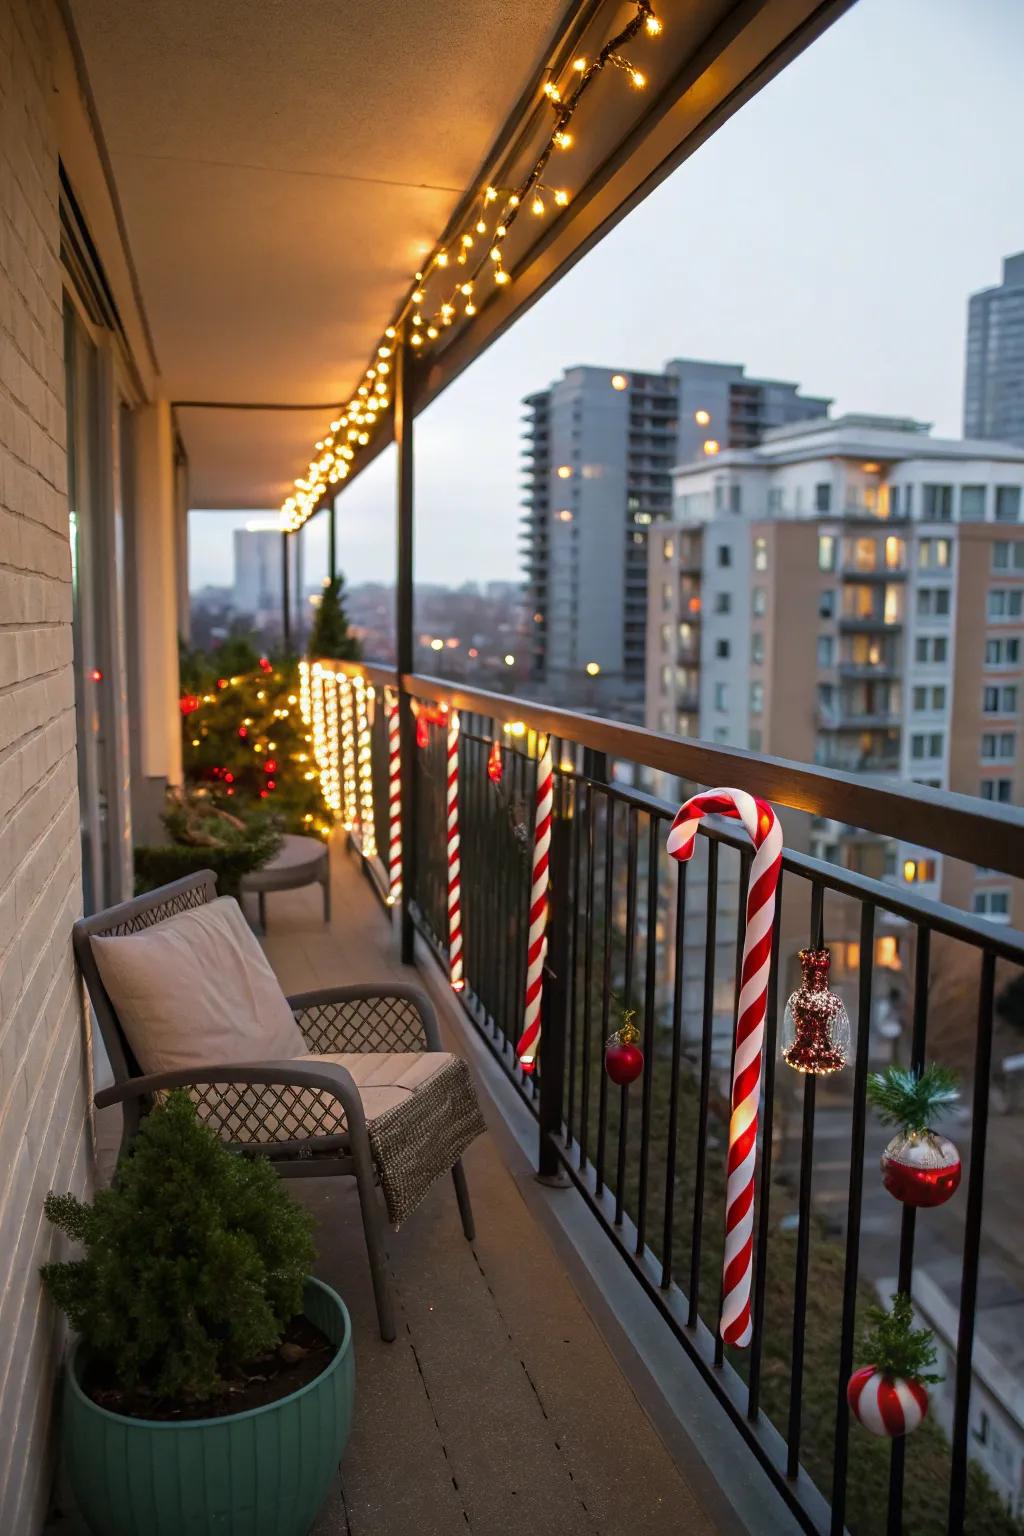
233 524 284 617
647 412 1024 927
521 360 829 719
964 252 1024 447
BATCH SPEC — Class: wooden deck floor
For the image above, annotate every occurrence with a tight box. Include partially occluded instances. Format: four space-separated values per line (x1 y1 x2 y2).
262 838 719 1536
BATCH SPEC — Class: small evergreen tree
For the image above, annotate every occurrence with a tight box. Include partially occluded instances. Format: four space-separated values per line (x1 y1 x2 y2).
41 1092 316 1403
308 575 362 661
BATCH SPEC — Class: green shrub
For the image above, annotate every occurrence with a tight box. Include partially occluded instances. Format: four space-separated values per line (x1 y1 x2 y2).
42 1092 316 1404
134 794 281 898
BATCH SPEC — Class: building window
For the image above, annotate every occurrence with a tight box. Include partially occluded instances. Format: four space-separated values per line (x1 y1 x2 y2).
716 638 731 659
911 733 943 760
818 534 835 571
750 681 764 714
981 732 1016 761
768 487 783 514
992 540 1024 571
918 538 952 569
913 685 947 711
817 635 835 668
922 485 954 521
715 591 732 615
751 632 765 664
717 545 732 568
730 484 742 514
916 587 951 618
662 537 675 561
903 858 937 883
884 536 905 568
915 636 949 664
995 487 1022 523
981 778 1013 802
985 636 1021 665
960 485 986 521
988 589 1024 620
753 536 768 571
749 726 763 751
752 586 767 616
714 682 728 712
815 482 832 513
983 685 1017 714
973 890 1010 922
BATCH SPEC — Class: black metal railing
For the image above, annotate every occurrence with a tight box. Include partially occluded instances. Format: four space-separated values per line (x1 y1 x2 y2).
309 659 1024 1536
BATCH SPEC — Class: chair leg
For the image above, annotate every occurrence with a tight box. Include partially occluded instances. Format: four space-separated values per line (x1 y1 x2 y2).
452 1159 475 1242
350 1129 396 1342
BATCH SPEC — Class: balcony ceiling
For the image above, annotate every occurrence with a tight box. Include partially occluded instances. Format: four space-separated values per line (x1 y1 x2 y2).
65 0 566 507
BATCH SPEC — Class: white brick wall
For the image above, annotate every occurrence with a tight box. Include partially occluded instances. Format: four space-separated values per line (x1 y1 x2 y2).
0 0 94 1530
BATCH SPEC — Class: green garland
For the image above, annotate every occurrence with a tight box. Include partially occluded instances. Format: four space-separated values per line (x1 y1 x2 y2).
865 1064 959 1132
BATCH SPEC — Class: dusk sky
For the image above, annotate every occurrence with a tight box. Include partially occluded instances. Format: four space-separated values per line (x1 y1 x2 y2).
190 0 1024 591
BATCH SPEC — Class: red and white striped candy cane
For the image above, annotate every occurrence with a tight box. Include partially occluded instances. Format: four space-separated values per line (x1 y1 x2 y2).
666 788 782 1347
447 710 463 991
515 738 553 1074
386 690 402 904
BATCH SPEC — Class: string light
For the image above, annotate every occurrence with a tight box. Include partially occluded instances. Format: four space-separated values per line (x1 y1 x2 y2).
281 0 660 530
352 673 377 858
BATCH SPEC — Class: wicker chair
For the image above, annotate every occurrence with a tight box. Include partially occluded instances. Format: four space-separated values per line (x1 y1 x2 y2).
73 871 478 1343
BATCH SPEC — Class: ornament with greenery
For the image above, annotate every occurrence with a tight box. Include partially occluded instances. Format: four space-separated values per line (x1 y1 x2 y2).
867 1063 963 1208
856 1294 942 1386
41 1091 316 1405
308 575 362 662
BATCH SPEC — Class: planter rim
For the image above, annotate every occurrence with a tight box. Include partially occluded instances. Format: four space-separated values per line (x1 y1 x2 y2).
65 1275 351 1431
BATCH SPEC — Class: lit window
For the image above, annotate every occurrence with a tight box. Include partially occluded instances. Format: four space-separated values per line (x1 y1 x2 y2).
903 859 936 883
753 537 768 572
611 374 628 391
818 535 835 572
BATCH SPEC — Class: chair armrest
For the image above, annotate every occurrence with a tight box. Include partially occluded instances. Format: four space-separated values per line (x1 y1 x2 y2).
95 1060 368 1146
286 983 442 1053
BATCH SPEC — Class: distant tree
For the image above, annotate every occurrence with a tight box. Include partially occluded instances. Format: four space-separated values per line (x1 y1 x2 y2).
308 575 362 661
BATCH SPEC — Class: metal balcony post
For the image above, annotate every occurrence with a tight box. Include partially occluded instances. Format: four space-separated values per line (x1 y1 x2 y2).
395 332 417 963
328 497 337 583
537 777 571 1184
281 529 291 653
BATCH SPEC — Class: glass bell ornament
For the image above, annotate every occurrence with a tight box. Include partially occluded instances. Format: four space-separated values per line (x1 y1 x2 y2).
782 948 850 1075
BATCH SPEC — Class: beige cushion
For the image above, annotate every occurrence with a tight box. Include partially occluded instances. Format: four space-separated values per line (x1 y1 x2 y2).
90 896 305 1075
302 1052 457 1123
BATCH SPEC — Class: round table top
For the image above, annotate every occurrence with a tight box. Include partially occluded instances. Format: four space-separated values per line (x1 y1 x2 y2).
241 833 328 891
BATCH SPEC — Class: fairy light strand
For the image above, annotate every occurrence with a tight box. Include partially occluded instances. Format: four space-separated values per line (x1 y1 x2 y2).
281 0 659 531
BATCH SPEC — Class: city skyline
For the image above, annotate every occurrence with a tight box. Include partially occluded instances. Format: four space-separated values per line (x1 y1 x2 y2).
189 0 1024 592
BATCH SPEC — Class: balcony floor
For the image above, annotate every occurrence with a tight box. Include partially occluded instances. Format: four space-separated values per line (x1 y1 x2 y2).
255 838 719 1536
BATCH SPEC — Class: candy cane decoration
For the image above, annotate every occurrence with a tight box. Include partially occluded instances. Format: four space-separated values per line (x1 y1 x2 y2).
515 738 553 1074
386 689 402 904
447 710 463 991
667 788 782 1347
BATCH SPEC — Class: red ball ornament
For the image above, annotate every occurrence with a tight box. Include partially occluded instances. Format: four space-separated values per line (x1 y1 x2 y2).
605 1010 644 1086
487 739 503 784
880 1130 961 1208
847 1367 929 1438
866 1064 962 1209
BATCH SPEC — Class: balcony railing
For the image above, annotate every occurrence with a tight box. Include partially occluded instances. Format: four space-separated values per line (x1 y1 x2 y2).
305 658 1024 1536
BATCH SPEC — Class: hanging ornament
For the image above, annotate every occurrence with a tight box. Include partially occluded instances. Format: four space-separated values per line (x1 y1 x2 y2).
847 1294 940 1438
782 947 849 1075
866 1064 962 1208
666 787 782 1348
604 1009 644 1086
416 714 430 749
487 738 503 784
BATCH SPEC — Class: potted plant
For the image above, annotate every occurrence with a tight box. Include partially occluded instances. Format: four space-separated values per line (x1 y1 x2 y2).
43 1092 355 1536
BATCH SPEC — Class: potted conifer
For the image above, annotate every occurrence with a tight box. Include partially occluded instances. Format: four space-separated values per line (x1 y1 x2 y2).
43 1092 355 1536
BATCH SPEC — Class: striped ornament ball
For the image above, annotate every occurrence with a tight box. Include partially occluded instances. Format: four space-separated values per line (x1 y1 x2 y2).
847 1367 929 1438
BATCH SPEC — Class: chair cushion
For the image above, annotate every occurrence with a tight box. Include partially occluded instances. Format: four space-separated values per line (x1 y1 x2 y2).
90 896 305 1075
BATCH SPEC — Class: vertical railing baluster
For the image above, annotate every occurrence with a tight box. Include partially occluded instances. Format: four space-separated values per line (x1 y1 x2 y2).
829 899 875 1535
786 880 824 1478
688 837 719 1329
886 925 930 1535
661 856 687 1289
747 873 784 1417
947 949 996 1535
636 814 661 1257
579 782 596 1173
615 806 639 1227
596 791 615 1198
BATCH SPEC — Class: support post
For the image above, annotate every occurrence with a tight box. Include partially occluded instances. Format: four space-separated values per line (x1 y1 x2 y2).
395 335 417 963
281 530 292 654
328 497 337 583
537 779 571 1185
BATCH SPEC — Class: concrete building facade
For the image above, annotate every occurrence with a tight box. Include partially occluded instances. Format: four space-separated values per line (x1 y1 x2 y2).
965 251 1024 448
521 359 829 720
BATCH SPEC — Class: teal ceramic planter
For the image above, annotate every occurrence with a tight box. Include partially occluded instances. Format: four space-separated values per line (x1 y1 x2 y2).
62 1277 354 1536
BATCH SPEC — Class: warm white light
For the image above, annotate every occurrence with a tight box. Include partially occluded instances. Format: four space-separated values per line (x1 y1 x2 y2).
556 465 572 479
695 409 710 425
495 269 510 285
573 56 587 71
556 508 573 522
645 14 662 34
532 195 545 216
630 69 647 89
554 131 573 149
553 189 569 206
504 654 515 666
611 374 628 391
430 637 444 651
703 439 720 456
585 661 601 676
